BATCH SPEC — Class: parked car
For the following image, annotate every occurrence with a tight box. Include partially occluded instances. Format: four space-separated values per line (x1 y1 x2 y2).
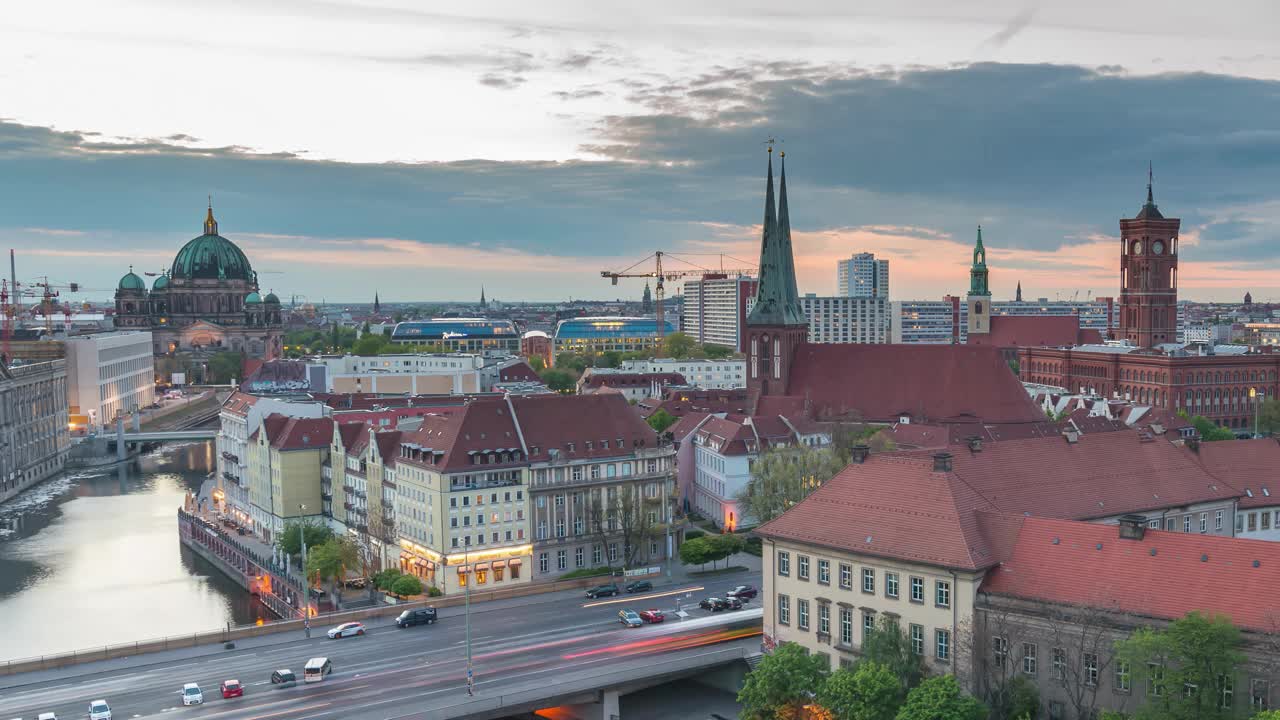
326 621 365 639
395 608 437 628
181 683 204 706
88 700 111 720
271 669 297 687
726 585 758 600
625 580 652 593
618 609 643 628
220 679 244 699
585 583 620 599
638 608 665 624
699 597 743 611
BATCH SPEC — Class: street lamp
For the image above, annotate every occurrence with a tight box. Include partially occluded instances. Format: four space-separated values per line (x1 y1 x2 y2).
298 504 308 570
464 537 473 696
1251 387 1261 438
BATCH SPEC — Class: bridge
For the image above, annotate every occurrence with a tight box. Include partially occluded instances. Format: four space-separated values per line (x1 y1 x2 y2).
119 428 217 441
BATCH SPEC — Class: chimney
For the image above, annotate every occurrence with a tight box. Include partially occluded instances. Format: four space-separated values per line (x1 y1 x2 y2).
967 435 983 453
932 452 953 473
851 443 870 464
1063 429 1080 444
1118 514 1147 541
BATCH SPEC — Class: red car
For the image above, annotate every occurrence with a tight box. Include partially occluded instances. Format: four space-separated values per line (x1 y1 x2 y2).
638 609 665 624
220 679 244 699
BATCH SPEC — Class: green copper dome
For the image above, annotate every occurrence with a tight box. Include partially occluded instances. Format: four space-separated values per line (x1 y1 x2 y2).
244 291 262 305
169 206 255 282
263 292 280 304
118 267 145 291
152 274 169 291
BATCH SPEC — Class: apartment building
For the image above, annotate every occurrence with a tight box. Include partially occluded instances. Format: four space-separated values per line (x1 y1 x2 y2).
245 414 332 542
0 360 70 504
680 276 757 352
617 358 746 390
799 296 890 344
217 392 327 525
836 252 889 299
307 353 483 394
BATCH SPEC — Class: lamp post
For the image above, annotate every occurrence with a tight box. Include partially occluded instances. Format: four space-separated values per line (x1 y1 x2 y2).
1252 387 1260 438
464 538 473 696
298 503 308 570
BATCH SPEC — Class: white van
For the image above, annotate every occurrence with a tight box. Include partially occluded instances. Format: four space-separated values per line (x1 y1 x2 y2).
303 657 332 683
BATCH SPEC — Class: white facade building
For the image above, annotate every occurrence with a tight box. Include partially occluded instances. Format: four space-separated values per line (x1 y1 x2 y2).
836 252 889 299
63 331 154 432
308 353 483 394
800 296 890 344
680 276 756 351
616 358 746 389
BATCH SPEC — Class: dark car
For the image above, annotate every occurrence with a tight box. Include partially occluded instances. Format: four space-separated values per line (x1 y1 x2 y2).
625 580 653 593
699 597 742 612
726 585 758 600
585 583 620 599
270 669 297 688
395 608 437 628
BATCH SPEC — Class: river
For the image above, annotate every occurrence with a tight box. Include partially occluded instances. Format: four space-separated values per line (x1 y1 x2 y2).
0 441 271 662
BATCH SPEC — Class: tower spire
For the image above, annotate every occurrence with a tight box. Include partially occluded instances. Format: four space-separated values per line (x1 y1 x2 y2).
747 143 805 326
969 225 990 297
1016 280 1022 302
1147 161 1154 204
203 197 218 235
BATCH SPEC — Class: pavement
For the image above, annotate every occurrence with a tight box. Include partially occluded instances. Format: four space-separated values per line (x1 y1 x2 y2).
0 568 763 720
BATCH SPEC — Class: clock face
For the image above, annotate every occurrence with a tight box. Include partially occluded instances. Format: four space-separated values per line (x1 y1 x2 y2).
1131 240 1143 255
1152 240 1165 255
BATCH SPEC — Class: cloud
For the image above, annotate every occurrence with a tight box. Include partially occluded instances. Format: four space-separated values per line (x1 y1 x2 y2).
479 73 527 90
982 7 1038 49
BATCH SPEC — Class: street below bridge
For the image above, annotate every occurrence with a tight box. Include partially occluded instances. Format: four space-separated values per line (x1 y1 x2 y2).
0 568 762 720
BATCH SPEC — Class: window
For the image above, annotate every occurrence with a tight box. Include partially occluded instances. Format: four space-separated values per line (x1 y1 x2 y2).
1200 512 1208 533
1218 674 1233 709
1249 513 1258 532
840 563 853 590
555 494 565 507
538 552 548 574
798 599 810 630
818 559 830 585
1216 510 1224 531
778 594 791 625
1265 512 1273 531
862 568 875 594
1184 515 1192 533
778 551 790 576
862 611 875 640
592 545 602 565
1149 664 1166 697
1237 513 1245 534
840 607 853 646
1167 517 1177 531
910 577 924 603
1115 661 1131 692
885 572 899 599
1049 701 1064 720
936 580 951 608
608 543 618 562
993 637 1008 670
556 550 567 570
936 629 950 661
910 624 924 655
1022 643 1037 675
536 496 545 509
818 604 830 635
798 555 810 580
1084 653 1099 686
1252 679 1270 710
555 519 565 537
575 547 584 568
1053 647 1066 683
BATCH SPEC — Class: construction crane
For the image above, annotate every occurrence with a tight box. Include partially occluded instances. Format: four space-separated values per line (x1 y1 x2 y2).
600 252 755 343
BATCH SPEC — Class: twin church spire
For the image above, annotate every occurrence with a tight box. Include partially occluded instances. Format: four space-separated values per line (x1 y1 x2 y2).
747 145 807 327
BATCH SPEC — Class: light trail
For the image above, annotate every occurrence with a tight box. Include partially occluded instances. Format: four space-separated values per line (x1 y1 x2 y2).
581 585 704 608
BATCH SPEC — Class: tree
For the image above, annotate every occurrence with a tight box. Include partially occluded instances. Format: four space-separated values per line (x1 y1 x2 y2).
352 334 389 356
540 369 577 393
1252 712 1280 720
371 568 403 591
1113 612 1244 720
390 574 423 598
863 617 927 693
703 533 745 569
1256 398 1280 436
528 355 546 372
738 642 830 720
679 536 714 568
739 446 846 524
306 536 361 604
206 351 245 384
1190 415 1236 441
660 331 699 360
600 350 623 368
587 482 662 569
555 352 589 374
894 675 987 720
815 661 901 720
1034 601 1127 720
703 343 734 359
276 520 334 558
647 408 678 433
1000 678 1039 720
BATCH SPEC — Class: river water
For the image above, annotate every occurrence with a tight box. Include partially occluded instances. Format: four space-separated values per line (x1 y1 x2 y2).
0 441 271 662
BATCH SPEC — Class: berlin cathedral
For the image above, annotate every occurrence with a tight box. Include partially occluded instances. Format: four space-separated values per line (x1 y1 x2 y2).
114 205 283 359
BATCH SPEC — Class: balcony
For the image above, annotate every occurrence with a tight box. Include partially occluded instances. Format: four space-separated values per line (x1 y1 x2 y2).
343 502 355 511
342 484 355 494
321 492 333 501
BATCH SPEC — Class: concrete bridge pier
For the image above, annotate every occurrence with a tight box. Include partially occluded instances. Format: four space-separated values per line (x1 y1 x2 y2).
116 417 127 461
558 689 621 720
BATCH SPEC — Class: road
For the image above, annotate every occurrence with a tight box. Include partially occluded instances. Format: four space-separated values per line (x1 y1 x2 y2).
0 569 762 720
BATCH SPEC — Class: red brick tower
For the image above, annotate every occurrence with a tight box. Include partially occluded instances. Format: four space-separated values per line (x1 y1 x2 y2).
1118 167 1180 348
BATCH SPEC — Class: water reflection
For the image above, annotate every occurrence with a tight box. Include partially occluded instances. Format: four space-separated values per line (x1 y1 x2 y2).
0 441 271 661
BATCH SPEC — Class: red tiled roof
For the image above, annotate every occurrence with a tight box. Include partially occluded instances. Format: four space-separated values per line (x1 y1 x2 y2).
259 414 334 451
696 416 758 456
510 393 659 462
757 453 1011 570
399 397 523 472
884 423 950 450
374 430 403 463
778 344 1043 424
666 412 712 441
1193 438 1280 508
582 372 686 388
645 388 752 419
336 422 365 451
968 315 1085 349
221 391 260 418
982 517 1280 632
499 361 540 383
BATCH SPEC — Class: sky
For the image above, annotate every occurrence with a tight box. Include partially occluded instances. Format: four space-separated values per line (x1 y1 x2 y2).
3 1 1280 304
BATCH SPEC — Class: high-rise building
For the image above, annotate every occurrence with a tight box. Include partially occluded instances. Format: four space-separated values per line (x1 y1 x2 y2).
0 359 70 504
680 275 757 352
836 252 890 298
799 296 889 344
892 297 966 344
1118 168 1180 347
63 331 155 433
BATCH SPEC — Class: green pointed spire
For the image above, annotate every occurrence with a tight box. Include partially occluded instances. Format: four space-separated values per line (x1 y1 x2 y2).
969 225 990 297
748 148 806 326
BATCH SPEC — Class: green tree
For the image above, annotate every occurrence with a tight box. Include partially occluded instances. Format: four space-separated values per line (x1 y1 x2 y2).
1256 398 1280 436
389 574 423 598
1252 712 1280 720
528 355 546 372
703 533 745 568
738 642 830 720
1114 612 1245 720
996 677 1039 720
555 352 589 374
660 331 699 359
894 675 987 720
306 536 361 599
371 568 403 591
703 343 734 359
600 350 624 368
738 446 846 524
647 408 678 433
276 520 334 558
206 351 244 384
540 369 577 393
862 617 928 693
1190 415 1236 441
816 661 902 720
352 334 390 356
678 536 714 568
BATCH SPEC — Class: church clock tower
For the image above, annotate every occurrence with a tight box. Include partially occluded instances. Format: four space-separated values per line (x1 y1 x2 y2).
966 226 991 337
1118 167 1180 348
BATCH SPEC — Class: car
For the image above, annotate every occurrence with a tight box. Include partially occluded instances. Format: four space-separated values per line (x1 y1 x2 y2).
327 621 365 639
624 580 652 593
638 608 665 624
37 714 58 720
236 526 248 536
220 679 244 699
585 583 620 599
88 700 111 720
271 669 297 687
181 683 204 706
395 608 438 628
699 597 726 611
726 585 758 600
618 609 643 627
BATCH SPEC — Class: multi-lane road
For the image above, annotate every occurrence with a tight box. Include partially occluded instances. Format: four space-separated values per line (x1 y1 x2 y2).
0 570 762 720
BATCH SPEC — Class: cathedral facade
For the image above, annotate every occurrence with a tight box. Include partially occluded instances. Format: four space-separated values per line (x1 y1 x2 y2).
114 206 283 359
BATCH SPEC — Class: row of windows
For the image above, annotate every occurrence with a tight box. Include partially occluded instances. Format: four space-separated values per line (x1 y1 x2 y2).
777 595 953 661
777 551 951 608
